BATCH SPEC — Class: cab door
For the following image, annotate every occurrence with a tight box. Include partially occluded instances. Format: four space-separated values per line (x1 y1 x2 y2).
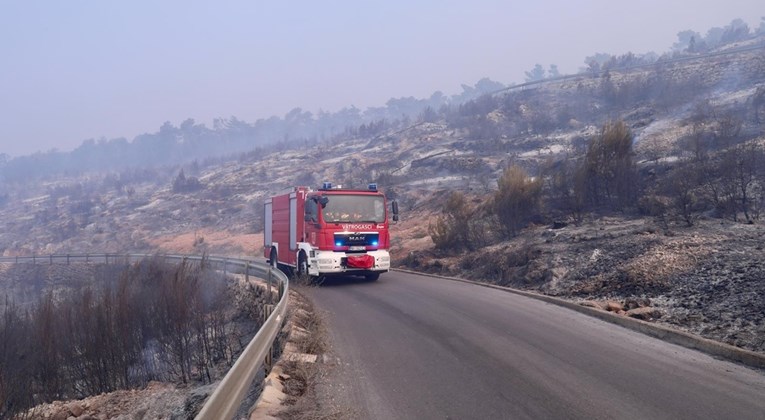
303 196 320 246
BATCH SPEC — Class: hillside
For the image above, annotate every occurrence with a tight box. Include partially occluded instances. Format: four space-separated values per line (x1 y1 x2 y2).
0 29 763 419
0 36 764 350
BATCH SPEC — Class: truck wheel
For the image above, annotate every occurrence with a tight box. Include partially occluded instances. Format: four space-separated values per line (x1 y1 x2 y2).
297 252 309 278
365 272 380 281
270 248 278 269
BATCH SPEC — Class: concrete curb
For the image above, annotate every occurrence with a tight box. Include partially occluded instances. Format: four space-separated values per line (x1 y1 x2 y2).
249 364 285 420
251 288 320 419
392 268 765 370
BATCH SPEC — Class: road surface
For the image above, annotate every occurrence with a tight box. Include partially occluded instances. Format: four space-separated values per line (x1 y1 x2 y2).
304 270 765 420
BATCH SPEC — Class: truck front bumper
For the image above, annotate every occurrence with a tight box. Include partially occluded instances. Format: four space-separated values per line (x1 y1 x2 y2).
309 249 391 276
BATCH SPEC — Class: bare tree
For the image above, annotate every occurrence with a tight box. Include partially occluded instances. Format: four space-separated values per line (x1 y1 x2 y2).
541 156 586 222
665 162 702 226
751 87 765 125
582 120 637 210
729 143 763 222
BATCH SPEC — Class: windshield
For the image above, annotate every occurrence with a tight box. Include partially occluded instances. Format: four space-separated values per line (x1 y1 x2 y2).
322 194 385 223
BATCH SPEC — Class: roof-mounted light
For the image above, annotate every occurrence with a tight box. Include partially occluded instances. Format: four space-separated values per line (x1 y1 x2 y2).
368 183 378 191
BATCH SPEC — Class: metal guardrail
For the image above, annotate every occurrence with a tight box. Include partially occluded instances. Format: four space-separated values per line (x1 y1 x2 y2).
0 253 289 420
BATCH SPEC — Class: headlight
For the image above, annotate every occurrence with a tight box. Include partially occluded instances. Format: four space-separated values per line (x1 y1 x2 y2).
318 258 334 265
378 256 390 262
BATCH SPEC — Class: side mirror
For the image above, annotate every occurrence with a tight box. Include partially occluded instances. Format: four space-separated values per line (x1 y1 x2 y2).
305 199 318 222
391 200 399 222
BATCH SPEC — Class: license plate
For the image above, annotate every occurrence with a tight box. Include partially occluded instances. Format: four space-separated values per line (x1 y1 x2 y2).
349 246 365 251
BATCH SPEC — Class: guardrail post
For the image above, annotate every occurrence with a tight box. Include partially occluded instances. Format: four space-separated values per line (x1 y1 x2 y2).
223 259 227 276
105 254 109 264
49 254 53 264
245 262 250 283
33 255 36 264
67 254 70 265
267 268 273 304
85 253 89 263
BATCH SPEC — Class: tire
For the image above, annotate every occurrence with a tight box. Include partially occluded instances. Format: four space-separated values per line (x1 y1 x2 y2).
270 248 278 269
365 272 380 281
297 252 309 278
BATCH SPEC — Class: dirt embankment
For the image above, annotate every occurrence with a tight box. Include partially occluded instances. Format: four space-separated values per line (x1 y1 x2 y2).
148 230 263 257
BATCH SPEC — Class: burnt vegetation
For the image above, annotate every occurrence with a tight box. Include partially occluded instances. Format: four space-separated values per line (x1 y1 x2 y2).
0 258 263 418
428 108 765 250
0 19 763 415
172 169 204 193
419 27 765 252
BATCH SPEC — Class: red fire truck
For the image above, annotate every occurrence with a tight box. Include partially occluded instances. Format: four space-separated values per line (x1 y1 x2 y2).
264 182 398 281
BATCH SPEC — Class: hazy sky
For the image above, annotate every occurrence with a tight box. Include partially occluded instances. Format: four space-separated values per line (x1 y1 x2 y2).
0 1 762 157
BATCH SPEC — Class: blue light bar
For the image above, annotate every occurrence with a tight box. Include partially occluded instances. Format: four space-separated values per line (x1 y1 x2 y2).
323 181 333 190
368 183 377 191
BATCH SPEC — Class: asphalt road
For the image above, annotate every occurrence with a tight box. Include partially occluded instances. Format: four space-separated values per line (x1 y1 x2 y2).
304 270 765 420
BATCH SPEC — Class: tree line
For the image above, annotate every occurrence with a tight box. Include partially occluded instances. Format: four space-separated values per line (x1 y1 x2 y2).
0 79 507 184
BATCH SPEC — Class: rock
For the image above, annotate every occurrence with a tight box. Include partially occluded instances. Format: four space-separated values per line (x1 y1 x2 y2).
170 390 207 420
605 301 623 312
623 297 650 310
551 221 567 230
69 403 85 417
579 301 602 309
52 410 70 420
627 307 662 320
